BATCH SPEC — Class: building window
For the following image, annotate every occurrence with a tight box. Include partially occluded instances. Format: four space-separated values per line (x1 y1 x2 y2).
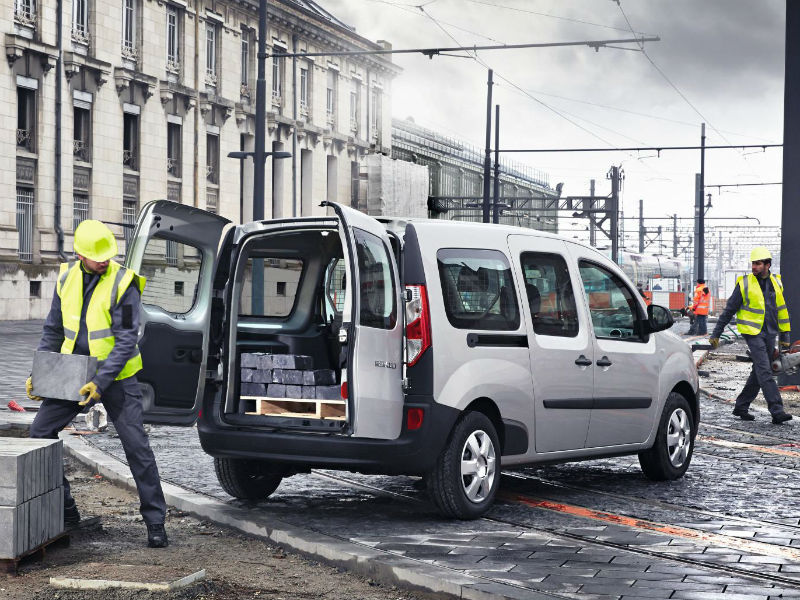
277 281 286 296
271 54 283 104
29 280 41 298
174 281 184 296
16 187 34 263
165 239 178 266
123 199 137 245
123 112 138 170
166 6 180 72
240 30 250 95
206 189 218 214
72 0 88 42
73 106 91 162
205 22 217 86
122 0 136 59
167 122 181 177
17 87 36 153
326 69 337 127
299 66 309 116
14 0 36 27
206 133 219 184
350 87 359 133
371 88 381 140
73 194 89 231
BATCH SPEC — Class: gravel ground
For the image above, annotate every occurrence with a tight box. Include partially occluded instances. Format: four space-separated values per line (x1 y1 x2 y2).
0 455 433 600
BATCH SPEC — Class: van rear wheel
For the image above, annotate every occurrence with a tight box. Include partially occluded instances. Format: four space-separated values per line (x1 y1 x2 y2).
638 393 695 480
428 411 500 519
214 458 283 500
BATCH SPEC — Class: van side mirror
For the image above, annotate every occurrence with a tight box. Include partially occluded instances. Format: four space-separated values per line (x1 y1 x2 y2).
646 304 674 333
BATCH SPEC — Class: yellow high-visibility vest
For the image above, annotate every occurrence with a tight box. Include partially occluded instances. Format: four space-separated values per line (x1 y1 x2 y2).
56 260 146 381
735 273 790 336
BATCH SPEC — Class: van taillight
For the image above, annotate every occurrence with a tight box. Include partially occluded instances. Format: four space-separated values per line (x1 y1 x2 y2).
407 408 424 430
405 285 431 366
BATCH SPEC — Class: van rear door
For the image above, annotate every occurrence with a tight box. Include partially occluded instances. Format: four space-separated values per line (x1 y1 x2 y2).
125 200 232 425
322 202 404 440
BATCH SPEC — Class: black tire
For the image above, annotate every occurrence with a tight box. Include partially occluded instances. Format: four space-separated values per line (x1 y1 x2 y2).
638 392 695 481
428 411 500 519
214 458 284 500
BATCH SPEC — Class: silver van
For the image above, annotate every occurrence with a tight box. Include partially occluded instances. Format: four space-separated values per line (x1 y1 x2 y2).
129 200 698 519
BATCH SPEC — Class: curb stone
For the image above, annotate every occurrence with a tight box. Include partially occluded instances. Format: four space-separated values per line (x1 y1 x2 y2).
58 432 559 600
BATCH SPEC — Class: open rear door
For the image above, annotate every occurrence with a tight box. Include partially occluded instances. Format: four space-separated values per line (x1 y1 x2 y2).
125 200 231 425
322 202 405 440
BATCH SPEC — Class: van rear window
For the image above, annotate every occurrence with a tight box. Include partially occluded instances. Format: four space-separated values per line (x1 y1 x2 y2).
437 249 519 331
239 257 304 317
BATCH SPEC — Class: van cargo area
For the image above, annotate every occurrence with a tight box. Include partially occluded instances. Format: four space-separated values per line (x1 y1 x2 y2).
224 225 350 432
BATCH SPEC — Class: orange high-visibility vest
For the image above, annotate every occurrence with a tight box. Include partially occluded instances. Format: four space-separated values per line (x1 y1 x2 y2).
693 289 710 316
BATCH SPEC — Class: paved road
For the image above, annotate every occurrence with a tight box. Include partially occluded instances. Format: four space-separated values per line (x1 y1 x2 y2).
3 319 799 599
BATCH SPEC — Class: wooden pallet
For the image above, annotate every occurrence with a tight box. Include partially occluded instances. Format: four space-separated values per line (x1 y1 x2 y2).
1 531 70 575
242 396 347 420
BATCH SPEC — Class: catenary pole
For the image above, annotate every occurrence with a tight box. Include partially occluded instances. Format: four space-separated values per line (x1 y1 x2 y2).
493 104 501 224
781 0 800 382
482 70 493 223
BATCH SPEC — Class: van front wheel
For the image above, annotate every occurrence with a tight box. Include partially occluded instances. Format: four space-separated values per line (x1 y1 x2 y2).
638 393 695 480
214 458 283 500
428 411 500 519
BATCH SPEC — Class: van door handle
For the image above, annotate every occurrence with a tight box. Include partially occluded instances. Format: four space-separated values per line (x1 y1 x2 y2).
574 355 592 367
596 356 613 367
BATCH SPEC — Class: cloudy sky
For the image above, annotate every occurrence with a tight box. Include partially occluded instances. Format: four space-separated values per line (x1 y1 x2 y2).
322 0 785 248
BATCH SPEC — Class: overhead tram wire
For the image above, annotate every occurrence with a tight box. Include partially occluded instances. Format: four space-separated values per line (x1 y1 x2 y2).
497 143 782 154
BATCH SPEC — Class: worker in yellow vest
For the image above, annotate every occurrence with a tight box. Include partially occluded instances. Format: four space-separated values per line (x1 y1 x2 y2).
709 247 793 425
26 220 169 546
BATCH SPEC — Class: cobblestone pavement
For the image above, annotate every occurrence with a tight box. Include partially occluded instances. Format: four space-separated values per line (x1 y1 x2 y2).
3 319 800 599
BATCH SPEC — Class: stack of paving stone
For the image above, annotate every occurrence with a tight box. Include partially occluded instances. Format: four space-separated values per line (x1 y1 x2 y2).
240 352 340 400
0 438 64 560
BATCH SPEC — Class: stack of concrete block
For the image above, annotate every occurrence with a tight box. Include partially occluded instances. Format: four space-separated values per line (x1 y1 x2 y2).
0 438 64 559
240 352 339 400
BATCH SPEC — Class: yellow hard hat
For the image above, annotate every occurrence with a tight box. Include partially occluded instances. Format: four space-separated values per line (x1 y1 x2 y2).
73 220 118 262
750 246 772 262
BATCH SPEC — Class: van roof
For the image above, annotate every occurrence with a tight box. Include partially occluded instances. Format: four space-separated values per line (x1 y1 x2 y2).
376 216 607 257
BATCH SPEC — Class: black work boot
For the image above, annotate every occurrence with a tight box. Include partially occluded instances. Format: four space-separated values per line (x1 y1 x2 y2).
732 409 755 421
772 413 793 425
147 523 169 548
64 499 81 528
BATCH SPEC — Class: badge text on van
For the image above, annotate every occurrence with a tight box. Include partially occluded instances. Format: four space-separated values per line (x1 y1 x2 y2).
375 361 397 369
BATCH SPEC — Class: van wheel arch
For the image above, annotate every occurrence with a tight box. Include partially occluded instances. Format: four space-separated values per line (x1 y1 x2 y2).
464 398 505 453
670 381 698 434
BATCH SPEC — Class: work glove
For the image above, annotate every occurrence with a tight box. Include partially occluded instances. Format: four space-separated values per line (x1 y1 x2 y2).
78 381 101 407
709 338 720 349
25 376 41 401
780 341 791 350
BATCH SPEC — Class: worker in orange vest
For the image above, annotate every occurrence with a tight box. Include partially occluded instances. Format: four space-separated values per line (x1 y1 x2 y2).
687 279 707 335
691 282 711 335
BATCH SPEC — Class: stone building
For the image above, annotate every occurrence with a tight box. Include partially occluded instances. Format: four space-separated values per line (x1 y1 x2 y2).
1 0 398 319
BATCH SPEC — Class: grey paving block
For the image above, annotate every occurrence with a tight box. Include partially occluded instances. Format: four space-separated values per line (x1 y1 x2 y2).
240 368 255 382
267 384 286 398
250 369 272 384
302 369 336 386
301 386 317 399
273 369 304 385
271 354 313 369
31 351 97 402
241 383 267 396
285 385 303 399
316 385 341 400
240 353 262 368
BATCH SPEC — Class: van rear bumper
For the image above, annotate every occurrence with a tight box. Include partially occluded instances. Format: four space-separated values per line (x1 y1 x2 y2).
198 396 459 475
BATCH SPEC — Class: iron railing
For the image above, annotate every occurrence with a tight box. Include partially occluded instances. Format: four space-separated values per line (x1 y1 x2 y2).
16 187 34 263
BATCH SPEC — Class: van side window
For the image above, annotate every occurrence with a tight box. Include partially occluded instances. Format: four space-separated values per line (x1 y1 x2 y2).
437 249 519 331
238 257 304 317
578 260 644 341
520 252 579 338
354 228 397 330
139 236 202 315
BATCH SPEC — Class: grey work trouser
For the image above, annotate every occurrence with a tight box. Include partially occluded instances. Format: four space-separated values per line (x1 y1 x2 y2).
30 376 167 525
736 333 786 417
